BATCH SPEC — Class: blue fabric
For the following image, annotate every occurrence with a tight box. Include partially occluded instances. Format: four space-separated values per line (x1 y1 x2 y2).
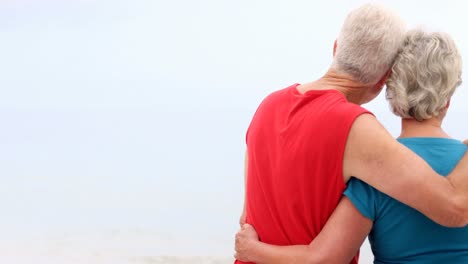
344 137 468 263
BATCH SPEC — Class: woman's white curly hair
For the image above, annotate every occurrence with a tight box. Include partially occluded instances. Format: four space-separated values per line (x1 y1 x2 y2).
386 29 462 121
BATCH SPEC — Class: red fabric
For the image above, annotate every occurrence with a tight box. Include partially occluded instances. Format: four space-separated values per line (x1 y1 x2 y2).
236 84 371 264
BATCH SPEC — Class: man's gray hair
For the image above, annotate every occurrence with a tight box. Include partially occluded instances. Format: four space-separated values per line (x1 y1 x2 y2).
386 29 462 121
333 4 406 84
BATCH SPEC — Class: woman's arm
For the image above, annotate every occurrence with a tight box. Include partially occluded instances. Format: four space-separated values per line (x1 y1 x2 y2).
239 150 248 226
235 197 372 264
344 114 468 227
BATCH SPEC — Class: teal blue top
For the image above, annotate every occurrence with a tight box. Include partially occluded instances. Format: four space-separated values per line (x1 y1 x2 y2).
344 137 468 264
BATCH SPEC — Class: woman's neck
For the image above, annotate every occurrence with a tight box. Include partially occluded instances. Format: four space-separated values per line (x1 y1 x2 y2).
399 117 450 139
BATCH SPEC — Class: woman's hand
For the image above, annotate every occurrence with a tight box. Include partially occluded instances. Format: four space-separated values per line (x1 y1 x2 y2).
235 224 259 262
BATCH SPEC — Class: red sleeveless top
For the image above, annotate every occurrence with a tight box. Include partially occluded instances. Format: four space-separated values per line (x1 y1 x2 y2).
237 84 371 264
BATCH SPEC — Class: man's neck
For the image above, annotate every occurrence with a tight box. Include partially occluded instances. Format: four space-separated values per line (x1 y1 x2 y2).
399 117 450 139
296 69 372 105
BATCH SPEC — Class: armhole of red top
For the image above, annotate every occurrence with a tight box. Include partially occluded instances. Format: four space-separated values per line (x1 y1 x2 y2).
339 106 373 187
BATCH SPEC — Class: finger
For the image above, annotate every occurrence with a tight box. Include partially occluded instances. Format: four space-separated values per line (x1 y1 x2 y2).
234 252 245 262
242 223 252 229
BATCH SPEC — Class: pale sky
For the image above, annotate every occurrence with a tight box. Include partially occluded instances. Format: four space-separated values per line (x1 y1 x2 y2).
1 0 468 259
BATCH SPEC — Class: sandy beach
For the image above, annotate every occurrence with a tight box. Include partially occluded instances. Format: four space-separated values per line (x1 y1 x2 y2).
0 230 234 264
0 256 232 264
132 256 232 264
0 256 233 264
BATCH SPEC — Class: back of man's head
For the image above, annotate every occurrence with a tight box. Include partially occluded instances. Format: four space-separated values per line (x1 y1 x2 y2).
333 4 406 84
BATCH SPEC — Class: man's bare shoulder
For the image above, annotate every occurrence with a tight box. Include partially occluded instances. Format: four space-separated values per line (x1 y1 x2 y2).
351 113 382 130
343 113 398 182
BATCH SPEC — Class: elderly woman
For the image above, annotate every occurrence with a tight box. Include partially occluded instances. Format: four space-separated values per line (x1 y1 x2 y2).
235 29 468 263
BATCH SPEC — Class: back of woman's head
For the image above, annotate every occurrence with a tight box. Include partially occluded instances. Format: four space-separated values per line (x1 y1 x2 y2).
386 29 462 121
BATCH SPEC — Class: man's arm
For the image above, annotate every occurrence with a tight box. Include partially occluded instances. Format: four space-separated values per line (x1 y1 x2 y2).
235 197 372 264
239 150 248 226
344 114 468 227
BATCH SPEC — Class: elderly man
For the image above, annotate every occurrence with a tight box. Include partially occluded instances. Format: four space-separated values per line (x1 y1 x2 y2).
236 4 468 264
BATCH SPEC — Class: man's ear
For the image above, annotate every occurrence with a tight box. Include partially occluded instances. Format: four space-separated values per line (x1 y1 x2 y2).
376 69 392 88
333 40 337 57
446 99 451 109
